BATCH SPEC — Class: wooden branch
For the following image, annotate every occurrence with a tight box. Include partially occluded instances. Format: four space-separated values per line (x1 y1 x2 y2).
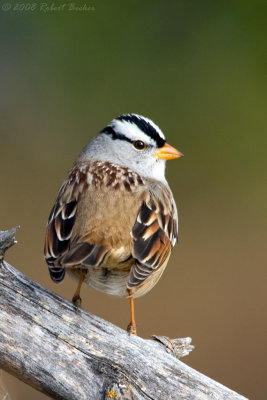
0 228 248 400
0 226 19 260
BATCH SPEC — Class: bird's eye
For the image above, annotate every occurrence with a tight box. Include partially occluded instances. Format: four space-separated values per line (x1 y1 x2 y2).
133 140 146 150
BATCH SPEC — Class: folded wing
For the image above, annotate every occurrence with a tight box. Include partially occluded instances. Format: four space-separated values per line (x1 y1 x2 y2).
128 188 178 288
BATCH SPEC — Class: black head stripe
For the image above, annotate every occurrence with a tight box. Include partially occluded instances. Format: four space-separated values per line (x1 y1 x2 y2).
100 125 132 143
116 114 166 148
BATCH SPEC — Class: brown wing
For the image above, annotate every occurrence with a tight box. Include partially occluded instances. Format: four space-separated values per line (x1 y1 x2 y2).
128 188 178 288
44 168 82 282
44 165 105 282
44 199 77 282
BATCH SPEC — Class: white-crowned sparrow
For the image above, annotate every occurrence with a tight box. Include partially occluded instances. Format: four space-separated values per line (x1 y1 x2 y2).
44 114 183 334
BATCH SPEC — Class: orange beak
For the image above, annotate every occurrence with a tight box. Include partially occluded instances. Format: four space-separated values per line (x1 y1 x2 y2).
153 142 183 160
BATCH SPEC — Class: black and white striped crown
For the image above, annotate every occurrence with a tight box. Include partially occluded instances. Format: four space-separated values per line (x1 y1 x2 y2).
100 114 166 148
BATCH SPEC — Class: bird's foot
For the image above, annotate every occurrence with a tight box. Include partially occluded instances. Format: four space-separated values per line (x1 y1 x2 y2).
127 322 137 335
72 294 82 307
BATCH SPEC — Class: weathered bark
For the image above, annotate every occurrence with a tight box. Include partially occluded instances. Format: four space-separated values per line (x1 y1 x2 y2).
0 228 248 400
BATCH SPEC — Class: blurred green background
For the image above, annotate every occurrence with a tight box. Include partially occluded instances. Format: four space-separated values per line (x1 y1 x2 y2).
1 1 266 399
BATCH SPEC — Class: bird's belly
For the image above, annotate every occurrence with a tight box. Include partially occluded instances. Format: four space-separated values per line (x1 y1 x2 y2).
86 267 130 296
67 266 130 297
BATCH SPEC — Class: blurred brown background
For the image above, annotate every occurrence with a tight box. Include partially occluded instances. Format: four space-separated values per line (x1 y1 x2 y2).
0 1 266 399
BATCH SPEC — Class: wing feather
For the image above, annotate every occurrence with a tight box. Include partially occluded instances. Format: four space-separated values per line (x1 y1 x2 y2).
44 164 112 282
44 166 89 282
128 187 178 289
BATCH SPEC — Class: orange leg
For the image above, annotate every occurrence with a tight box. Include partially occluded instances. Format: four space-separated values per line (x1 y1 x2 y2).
127 296 137 335
72 269 87 307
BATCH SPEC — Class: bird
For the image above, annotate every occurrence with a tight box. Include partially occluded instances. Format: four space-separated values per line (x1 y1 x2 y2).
44 114 183 334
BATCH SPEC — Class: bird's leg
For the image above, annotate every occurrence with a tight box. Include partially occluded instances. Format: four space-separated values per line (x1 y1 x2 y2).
127 295 137 335
72 269 87 307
